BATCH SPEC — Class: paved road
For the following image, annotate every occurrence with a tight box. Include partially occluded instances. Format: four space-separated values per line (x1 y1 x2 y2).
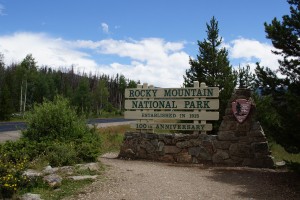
0 118 133 133
0 118 133 143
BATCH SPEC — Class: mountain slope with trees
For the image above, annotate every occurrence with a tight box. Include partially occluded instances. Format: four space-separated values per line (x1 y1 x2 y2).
0 53 138 120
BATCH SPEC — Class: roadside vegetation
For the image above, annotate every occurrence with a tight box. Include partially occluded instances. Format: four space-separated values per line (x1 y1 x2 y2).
0 96 126 199
0 53 138 122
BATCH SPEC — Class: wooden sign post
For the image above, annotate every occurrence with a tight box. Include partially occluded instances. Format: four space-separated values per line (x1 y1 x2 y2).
124 82 219 134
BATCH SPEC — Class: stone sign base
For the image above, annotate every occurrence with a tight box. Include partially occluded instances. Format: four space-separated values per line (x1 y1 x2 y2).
119 89 274 168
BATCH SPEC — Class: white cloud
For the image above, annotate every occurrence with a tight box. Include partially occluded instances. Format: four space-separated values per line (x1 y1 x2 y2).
75 38 189 87
0 32 98 73
227 38 281 72
0 32 189 87
101 23 109 34
0 4 6 16
1 32 281 88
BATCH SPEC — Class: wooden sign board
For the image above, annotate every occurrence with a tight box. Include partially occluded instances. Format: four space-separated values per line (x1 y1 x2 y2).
131 122 213 131
125 111 219 120
125 99 219 110
124 82 219 132
125 87 219 98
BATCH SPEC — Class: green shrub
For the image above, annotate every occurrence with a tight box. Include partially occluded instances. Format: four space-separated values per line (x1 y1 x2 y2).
23 96 89 142
21 96 102 166
45 142 78 166
76 142 99 162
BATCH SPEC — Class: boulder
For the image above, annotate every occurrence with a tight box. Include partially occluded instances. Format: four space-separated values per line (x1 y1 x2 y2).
212 150 229 164
69 175 98 181
21 193 42 200
76 163 99 172
23 169 42 179
174 150 192 163
217 131 239 141
229 143 251 158
164 146 181 154
43 174 62 188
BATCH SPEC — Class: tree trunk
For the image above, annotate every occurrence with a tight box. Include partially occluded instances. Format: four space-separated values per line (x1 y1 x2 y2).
20 80 23 114
23 79 27 116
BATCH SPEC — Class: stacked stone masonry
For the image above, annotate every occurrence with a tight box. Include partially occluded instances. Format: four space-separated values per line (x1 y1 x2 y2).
119 89 274 168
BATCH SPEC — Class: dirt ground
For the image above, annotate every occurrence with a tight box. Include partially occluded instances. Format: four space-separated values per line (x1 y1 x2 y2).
65 153 300 200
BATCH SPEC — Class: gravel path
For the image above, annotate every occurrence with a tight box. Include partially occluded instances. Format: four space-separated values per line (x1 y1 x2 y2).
65 153 299 200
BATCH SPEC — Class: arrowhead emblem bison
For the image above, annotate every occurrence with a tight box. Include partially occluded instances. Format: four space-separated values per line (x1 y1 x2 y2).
231 99 251 123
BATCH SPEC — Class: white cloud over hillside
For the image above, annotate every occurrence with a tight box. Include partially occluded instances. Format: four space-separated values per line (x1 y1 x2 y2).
0 32 281 87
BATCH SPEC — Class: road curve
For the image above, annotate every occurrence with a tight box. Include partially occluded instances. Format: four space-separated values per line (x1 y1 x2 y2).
0 118 133 133
0 118 133 143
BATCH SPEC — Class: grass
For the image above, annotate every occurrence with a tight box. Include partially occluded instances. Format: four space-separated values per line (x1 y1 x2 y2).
97 125 131 153
22 179 94 200
270 141 300 163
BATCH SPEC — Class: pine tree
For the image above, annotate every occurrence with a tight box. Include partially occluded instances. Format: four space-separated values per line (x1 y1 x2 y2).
265 0 300 86
0 83 13 120
184 17 236 127
237 65 256 90
0 54 13 120
259 0 300 152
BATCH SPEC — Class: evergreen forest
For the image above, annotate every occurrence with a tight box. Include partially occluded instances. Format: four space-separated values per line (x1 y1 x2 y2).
0 53 138 120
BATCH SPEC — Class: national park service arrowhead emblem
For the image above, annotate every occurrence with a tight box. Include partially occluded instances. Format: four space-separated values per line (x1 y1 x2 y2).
232 99 251 123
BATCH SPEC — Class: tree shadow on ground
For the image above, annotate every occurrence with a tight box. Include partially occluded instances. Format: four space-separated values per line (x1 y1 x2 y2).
207 167 300 200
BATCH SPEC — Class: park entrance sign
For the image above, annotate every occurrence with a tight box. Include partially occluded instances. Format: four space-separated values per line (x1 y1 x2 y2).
124 81 219 133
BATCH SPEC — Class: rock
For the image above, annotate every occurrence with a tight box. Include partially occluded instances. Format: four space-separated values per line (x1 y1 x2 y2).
251 142 269 154
164 146 181 154
42 165 59 175
137 148 147 158
235 131 247 137
176 140 193 148
229 143 251 158
250 136 267 143
248 129 265 137
125 148 135 155
188 146 202 157
251 121 262 130
190 138 202 146
59 166 74 175
151 139 159 147
145 133 156 139
275 160 286 168
69 175 98 181
157 141 164 152
21 193 42 200
43 174 62 188
236 122 251 132
202 140 215 154
213 140 231 150
218 121 237 131
158 154 175 162
196 147 212 161
23 169 42 178
217 131 239 141
76 163 99 172
145 141 156 153
174 150 192 163
212 150 229 164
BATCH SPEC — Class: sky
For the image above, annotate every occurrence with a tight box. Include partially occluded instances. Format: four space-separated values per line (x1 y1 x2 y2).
0 0 291 87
